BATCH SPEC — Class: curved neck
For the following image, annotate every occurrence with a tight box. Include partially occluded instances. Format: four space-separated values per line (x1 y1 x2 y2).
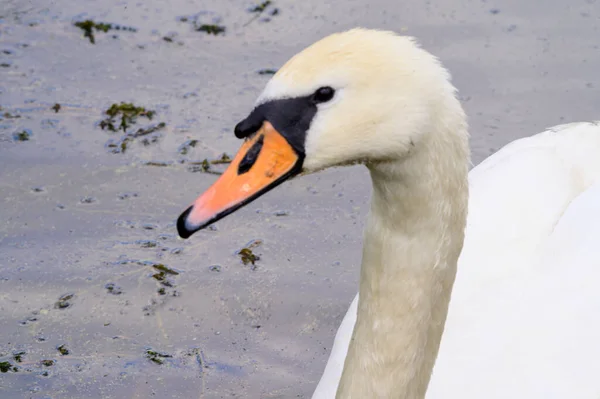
335 130 469 398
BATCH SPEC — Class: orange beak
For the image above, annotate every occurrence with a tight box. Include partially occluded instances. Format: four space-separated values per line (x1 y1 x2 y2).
177 121 303 238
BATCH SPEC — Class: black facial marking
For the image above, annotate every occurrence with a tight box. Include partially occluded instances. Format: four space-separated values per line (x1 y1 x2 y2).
238 134 264 175
234 111 263 139
233 93 319 157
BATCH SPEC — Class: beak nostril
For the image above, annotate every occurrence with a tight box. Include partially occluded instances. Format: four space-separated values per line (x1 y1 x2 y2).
238 134 265 175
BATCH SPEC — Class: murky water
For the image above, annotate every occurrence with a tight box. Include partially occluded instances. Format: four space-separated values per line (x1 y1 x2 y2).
1 0 599 397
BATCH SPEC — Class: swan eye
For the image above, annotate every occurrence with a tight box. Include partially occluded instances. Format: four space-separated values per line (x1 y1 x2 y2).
312 86 335 104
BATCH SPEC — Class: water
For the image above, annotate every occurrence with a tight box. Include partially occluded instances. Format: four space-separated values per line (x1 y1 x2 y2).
1 0 599 397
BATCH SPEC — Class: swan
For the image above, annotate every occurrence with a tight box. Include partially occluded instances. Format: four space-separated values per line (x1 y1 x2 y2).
177 29 600 398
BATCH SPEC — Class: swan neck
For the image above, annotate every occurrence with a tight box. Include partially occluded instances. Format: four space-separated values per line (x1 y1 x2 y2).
336 144 468 398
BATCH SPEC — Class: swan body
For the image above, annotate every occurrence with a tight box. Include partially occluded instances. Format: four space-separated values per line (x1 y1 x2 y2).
176 28 600 398
314 121 600 398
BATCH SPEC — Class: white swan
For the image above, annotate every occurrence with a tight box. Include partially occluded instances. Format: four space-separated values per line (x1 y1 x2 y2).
177 29 600 398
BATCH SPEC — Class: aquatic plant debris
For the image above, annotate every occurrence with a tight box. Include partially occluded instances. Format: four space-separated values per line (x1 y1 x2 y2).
55 293 74 309
178 139 198 155
244 1 279 26
249 0 272 13
187 153 232 174
13 129 31 141
51 103 61 113
0 361 18 373
100 102 156 133
74 20 137 44
105 122 166 154
258 68 277 75
13 351 25 363
104 283 123 295
196 24 226 35
57 345 70 356
237 239 263 267
152 264 179 275
145 349 172 365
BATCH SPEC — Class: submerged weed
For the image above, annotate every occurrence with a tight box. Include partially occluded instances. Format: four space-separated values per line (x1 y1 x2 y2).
196 24 226 35
55 293 74 309
245 1 278 26
187 153 232 174
74 20 137 44
104 283 123 295
13 129 31 141
238 248 259 266
100 103 155 133
257 68 277 75
178 139 198 155
0 361 17 373
101 104 166 154
12 351 25 363
152 264 179 275
56 345 70 356
145 349 172 365
237 239 262 267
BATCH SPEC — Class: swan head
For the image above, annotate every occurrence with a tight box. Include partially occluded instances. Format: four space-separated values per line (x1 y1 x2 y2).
178 28 467 238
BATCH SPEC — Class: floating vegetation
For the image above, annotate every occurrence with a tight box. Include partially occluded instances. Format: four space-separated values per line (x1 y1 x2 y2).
177 12 226 35
238 248 259 266
178 139 198 155
187 153 232 174
105 122 166 154
74 20 137 44
51 103 61 113
249 0 272 13
12 129 31 141
196 24 226 35
152 263 179 276
142 160 172 167
145 349 172 365
100 102 156 133
162 32 183 45
117 192 139 200
55 293 74 309
13 351 25 363
136 239 159 248
56 345 70 356
237 239 263 267
19 315 38 325
257 68 277 75
104 283 123 295
0 361 17 373
245 1 279 26
3 111 21 119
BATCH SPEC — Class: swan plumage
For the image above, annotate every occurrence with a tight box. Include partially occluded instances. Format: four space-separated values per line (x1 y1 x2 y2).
314 121 600 398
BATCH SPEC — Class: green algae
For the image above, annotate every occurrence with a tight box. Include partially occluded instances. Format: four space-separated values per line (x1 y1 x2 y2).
74 20 137 44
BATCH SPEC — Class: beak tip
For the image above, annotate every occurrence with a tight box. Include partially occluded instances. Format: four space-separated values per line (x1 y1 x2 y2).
176 205 196 239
